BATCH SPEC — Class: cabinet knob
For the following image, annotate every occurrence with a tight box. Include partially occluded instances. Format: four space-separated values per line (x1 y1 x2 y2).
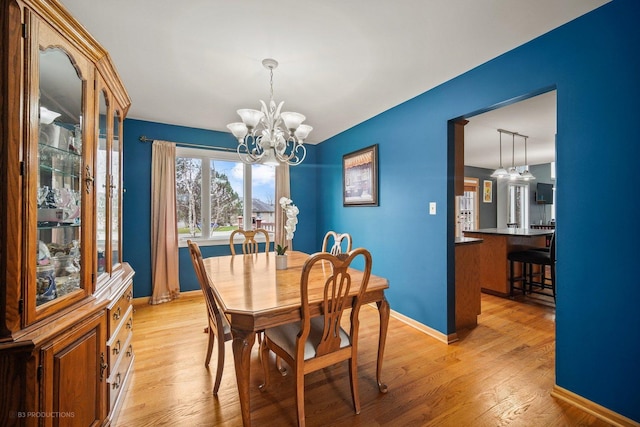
112 373 121 390
99 352 107 382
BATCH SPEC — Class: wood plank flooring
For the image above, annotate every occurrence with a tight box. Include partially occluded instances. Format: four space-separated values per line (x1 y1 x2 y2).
114 293 610 426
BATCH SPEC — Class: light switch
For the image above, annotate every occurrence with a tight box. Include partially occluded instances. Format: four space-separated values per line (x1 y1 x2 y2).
429 202 437 215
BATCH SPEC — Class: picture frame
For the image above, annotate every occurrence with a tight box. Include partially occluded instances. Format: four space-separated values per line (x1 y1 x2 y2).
343 144 379 206
483 179 493 203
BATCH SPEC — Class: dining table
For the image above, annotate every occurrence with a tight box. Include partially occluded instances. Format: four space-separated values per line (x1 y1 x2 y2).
202 250 390 427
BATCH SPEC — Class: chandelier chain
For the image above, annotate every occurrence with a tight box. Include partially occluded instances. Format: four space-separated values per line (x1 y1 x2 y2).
269 67 274 104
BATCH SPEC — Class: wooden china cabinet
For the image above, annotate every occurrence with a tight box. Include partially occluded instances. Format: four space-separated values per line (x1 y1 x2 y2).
0 0 135 425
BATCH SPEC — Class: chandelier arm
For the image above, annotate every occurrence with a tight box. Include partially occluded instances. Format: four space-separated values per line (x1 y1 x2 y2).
274 141 306 166
238 134 267 163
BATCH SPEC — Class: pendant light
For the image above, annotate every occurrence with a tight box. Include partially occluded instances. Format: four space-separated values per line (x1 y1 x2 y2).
491 130 508 178
507 132 520 179
520 135 536 180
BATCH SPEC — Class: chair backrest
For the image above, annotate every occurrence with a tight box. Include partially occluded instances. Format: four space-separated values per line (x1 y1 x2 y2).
187 240 226 331
321 231 353 256
549 231 556 262
298 248 372 358
229 228 270 255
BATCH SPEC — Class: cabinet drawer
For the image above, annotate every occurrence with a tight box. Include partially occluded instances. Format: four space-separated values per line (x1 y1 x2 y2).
107 305 133 368
108 282 133 335
108 334 134 410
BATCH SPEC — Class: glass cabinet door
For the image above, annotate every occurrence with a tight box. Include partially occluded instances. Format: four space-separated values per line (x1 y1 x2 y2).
96 89 108 275
111 110 122 268
95 82 124 279
35 46 84 307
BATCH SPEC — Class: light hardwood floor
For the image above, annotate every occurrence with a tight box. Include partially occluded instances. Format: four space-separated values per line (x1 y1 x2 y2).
114 293 610 426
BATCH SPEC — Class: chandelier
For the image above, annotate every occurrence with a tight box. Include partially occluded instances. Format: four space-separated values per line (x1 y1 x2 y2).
227 58 312 166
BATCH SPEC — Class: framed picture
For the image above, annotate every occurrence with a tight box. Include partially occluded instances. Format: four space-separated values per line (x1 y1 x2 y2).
483 180 493 203
343 144 378 206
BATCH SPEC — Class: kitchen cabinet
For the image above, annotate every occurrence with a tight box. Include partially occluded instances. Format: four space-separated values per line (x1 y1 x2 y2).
0 0 134 425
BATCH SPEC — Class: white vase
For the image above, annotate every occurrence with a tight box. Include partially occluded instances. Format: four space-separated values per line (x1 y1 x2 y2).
275 254 288 270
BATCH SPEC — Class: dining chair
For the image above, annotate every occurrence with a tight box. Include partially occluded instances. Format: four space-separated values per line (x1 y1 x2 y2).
187 240 232 395
259 248 373 426
229 228 270 255
321 230 352 255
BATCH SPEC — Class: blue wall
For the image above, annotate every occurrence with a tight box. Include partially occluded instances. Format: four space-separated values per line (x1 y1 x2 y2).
122 0 639 421
315 0 639 421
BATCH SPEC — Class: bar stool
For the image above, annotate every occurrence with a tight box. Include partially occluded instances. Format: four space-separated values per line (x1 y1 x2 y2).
508 233 556 301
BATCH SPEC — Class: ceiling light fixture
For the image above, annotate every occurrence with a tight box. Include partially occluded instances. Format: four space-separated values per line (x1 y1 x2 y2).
507 132 520 180
227 58 312 167
520 135 536 181
491 130 508 178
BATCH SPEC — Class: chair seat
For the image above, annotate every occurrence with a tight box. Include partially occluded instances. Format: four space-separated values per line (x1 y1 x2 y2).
507 249 551 265
265 316 350 360
221 313 231 336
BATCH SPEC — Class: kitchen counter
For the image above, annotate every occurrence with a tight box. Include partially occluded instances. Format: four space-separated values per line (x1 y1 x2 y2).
455 236 484 245
464 228 553 237
463 228 551 296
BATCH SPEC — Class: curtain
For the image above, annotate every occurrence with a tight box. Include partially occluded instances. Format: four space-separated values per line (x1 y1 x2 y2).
274 163 291 250
149 140 180 304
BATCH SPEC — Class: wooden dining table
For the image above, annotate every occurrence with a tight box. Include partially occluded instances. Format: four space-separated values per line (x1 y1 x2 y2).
202 250 390 427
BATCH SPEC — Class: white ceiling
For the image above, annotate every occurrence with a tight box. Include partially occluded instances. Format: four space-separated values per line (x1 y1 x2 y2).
465 90 557 169
59 0 607 167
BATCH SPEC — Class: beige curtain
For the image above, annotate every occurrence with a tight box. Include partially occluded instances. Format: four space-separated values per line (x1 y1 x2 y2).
275 163 291 250
150 140 180 304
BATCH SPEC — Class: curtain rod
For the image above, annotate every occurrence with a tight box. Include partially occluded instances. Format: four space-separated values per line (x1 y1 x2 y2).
138 135 237 153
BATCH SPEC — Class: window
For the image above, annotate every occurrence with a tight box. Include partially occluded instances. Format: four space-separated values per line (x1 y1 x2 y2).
455 177 479 237
507 182 530 228
175 147 275 245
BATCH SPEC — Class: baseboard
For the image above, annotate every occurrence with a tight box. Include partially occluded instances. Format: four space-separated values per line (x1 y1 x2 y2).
551 385 639 427
386 307 458 344
132 289 202 307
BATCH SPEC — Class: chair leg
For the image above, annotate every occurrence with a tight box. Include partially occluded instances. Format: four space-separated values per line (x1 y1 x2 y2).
205 327 215 367
258 338 270 391
212 331 225 395
295 368 306 427
348 356 361 415
277 356 287 376
509 259 515 297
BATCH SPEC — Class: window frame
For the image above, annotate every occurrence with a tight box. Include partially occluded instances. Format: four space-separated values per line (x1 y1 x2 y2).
175 146 272 247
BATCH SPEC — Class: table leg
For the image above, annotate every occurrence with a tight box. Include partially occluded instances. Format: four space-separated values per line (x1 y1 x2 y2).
232 328 256 427
376 297 389 393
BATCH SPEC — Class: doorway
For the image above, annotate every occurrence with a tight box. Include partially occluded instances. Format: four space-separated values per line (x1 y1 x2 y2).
450 88 557 335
